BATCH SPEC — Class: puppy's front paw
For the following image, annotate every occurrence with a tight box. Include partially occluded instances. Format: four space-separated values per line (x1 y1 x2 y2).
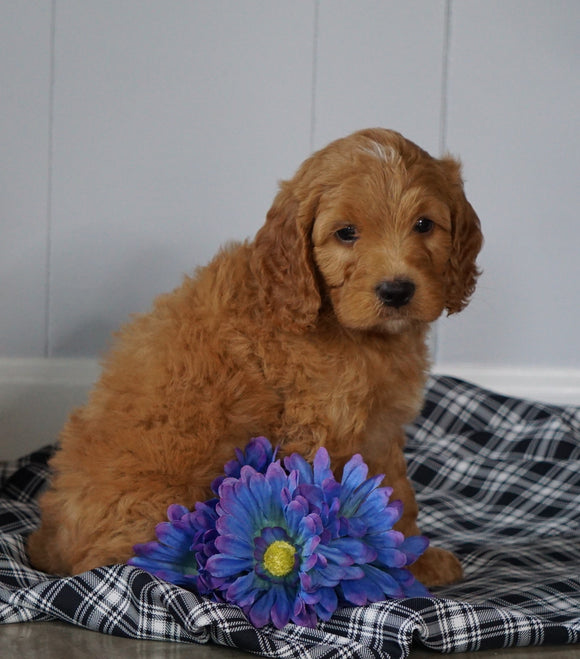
409 546 463 587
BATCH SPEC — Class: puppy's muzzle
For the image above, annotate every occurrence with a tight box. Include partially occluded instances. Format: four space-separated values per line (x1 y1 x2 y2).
376 278 415 308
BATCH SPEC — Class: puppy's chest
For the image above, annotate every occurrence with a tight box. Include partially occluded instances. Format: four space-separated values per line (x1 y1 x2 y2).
261 331 426 429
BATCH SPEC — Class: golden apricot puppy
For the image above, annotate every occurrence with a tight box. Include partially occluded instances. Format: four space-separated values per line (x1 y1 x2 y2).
28 128 482 587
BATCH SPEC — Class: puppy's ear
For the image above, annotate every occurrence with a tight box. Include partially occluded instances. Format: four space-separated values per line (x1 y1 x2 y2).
440 157 483 314
252 181 321 332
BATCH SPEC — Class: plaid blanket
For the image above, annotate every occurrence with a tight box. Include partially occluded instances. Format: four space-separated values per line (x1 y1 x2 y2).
1 376 579 657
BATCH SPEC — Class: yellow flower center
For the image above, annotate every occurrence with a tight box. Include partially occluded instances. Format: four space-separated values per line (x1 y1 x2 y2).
262 540 296 577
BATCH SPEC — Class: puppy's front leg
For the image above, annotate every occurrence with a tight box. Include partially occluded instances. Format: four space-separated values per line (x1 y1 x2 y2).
365 430 463 588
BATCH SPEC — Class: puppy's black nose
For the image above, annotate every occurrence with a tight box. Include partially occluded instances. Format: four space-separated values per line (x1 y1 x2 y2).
376 278 415 308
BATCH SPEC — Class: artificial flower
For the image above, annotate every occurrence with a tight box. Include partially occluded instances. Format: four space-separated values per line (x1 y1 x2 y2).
129 504 201 587
129 499 219 595
206 461 352 628
211 436 276 494
284 447 431 604
128 437 431 630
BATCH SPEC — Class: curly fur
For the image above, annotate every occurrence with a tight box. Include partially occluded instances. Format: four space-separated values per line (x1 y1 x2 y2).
28 129 482 586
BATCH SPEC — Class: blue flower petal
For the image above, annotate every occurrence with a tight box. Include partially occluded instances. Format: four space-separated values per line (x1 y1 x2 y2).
368 529 405 554
134 543 185 563
339 565 365 581
262 460 285 489
295 483 325 510
317 544 354 567
166 504 190 521
271 586 292 629
346 474 384 512
312 447 333 485
340 574 380 605
399 535 430 564
154 522 192 549
341 517 367 537
246 471 273 519
360 498 403 531
314 587 338 621
222 474 272 529
329 537 377 564
301 552 318 571
132 540 163 556
215 480 237 513
285 498 309 536
226 571 261 608
214 534 253 557
374 547 408 568
339 454 368 500
341 564 405 604
283 453 313 484
129 558 196 581
292 597 318 628
215 512 254 540
223 437 276 480
248 588 277 628
297 511 322 543
389 567 432 597
301 532 321 556
205 554 253 577
308 563 345 587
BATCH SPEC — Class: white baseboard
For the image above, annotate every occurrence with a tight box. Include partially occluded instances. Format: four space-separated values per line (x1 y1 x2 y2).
0 358 101 386
433 363 580 407
1 358 578 461
0 359 100 461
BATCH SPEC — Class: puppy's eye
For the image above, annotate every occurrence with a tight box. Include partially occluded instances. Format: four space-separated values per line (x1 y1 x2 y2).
335 225 359 243
414 217 434 234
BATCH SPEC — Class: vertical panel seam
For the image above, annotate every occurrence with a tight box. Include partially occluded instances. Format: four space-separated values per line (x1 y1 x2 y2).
434 0 453 364
309 0 319 152
439 0 452 156
44 0 56 358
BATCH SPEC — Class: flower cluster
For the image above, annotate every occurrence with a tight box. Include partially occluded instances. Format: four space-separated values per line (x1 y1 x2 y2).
129 437 431 629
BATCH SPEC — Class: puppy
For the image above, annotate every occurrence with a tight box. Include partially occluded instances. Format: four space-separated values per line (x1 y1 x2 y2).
28 128 482 587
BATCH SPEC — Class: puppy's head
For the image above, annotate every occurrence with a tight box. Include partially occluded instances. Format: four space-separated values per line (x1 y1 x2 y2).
254 128 482 333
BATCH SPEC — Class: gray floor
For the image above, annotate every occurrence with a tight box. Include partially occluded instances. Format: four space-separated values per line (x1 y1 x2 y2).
2 621 580 658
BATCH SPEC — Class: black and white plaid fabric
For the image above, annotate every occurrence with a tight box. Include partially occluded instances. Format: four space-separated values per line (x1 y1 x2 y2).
1 376 579 657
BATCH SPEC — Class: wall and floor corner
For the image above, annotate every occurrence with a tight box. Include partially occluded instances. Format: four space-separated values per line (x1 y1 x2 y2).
2 1 579 459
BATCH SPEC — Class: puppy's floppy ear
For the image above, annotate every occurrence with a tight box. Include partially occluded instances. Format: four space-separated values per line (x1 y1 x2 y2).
439 157 483 315
252 181 321 332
